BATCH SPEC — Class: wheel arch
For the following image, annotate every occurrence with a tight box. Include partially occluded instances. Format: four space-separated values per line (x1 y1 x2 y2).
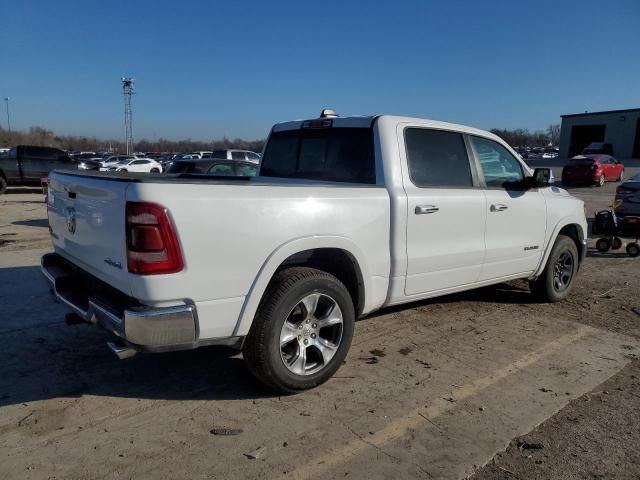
532 219 586 279
232 236 376 337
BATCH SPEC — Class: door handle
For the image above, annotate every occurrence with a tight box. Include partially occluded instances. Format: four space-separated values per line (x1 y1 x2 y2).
415 205 439 215
490 204 509 212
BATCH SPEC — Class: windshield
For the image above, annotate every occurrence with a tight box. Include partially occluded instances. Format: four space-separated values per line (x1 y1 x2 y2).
260 127 375 184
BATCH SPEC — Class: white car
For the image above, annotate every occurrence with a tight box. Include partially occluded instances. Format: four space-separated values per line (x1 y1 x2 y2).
210 149 261 163
99 155 139 171
110 158 162 173
42 110 587 393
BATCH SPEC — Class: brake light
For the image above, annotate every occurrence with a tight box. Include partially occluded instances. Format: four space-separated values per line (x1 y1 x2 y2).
126 202 183 274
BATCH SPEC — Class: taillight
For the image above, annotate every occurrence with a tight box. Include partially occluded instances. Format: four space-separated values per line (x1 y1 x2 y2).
126 202 183 275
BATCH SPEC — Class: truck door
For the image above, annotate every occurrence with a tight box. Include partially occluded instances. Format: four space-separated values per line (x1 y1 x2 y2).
1 147 21 182
401 126 487 296
468 135 547 281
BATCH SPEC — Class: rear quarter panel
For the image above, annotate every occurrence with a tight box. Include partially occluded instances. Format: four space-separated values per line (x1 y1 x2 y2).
126 182 391 338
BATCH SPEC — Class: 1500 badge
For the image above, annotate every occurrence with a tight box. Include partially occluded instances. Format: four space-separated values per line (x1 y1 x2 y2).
104 258 123 269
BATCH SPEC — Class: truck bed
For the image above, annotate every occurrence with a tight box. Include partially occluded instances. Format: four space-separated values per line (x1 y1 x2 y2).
46 170 391 340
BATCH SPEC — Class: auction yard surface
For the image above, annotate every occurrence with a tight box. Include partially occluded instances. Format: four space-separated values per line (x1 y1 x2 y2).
1 169 639 479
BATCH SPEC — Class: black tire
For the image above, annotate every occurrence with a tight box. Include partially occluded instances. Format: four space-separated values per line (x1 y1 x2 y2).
611 237 623 250
530 235 579 303
150 168 160 173
626 243 640 257
0 176 6 195
597 175 605 187
243 267 355 393
595 237 611 252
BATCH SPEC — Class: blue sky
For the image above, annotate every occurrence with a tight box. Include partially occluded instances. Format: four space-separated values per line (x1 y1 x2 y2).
1 0 639 140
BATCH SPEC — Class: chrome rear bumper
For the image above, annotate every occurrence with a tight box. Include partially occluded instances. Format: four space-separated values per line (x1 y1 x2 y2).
41 253 197 353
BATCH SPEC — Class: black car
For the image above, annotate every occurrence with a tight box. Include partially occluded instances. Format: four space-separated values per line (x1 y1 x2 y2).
0 145 74 194
77 159 102 171
166 159 258 176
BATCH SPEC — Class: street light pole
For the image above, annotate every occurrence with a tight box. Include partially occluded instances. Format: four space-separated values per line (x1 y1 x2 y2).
3 97 11 144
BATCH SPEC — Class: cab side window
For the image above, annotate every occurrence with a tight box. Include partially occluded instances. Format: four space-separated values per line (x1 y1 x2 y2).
470 136 524 188
405 128 473 188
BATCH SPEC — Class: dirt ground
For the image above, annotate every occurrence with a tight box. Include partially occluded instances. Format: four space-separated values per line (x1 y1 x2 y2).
1 172 639 480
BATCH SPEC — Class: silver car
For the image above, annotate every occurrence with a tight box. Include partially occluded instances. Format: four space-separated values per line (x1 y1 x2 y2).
615 173 640 217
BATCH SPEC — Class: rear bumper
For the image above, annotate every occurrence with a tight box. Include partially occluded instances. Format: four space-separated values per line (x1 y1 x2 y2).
41 252 198 352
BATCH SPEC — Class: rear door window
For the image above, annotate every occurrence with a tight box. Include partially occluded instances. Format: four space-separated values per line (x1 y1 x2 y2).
231 151 246 160
404 128 473 188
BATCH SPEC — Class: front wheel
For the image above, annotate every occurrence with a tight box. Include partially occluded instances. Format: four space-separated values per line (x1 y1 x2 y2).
243 267 355 393
0 176 7 195
618 170 624 182
150 168 160 173
530 235 579 302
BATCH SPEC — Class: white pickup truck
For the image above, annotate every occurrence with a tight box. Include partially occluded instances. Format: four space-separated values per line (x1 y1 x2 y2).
42 111 587 392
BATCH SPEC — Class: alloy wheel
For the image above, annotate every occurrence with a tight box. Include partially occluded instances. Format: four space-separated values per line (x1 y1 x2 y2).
552 251 574 292
279 293 343 376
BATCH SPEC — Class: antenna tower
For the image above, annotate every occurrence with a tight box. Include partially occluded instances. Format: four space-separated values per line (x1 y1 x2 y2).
121 77 135 154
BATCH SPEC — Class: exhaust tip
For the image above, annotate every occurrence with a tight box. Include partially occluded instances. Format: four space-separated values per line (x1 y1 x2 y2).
107 341 137 360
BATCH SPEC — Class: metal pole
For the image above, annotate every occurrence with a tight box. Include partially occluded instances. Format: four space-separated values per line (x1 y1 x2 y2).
3 97 11 144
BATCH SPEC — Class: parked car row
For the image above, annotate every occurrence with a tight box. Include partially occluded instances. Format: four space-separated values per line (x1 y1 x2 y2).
0 145 262 193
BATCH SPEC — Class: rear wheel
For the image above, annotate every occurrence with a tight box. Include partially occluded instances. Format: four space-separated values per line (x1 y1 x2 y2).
597 175 605 187
618 169 624 181
150 168 160 173
243 267 355 393
596 237 611 252
530 235 579 302
0 176 6 195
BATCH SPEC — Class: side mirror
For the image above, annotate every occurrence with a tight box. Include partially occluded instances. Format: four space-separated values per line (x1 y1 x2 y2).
531 167 554 188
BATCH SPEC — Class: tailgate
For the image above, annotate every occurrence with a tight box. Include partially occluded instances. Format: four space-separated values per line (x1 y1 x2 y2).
47 171 131 294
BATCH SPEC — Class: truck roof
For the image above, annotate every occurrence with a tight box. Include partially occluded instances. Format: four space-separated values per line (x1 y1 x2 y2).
273 114 504 143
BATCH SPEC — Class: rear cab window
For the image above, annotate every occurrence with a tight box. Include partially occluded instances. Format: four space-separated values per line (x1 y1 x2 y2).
260 126 375 184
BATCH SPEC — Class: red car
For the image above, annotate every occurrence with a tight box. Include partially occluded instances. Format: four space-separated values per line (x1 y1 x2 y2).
561 155 625 187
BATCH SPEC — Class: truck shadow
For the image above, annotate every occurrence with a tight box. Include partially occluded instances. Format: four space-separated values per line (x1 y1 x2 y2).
0 265 276 408
0 265 550 408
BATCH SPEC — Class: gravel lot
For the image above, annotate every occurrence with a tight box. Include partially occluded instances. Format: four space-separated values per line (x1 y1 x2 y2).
1 169 639 479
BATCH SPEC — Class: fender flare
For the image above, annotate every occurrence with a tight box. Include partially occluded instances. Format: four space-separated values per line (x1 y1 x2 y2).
232 235 372 337
532 216 586 278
